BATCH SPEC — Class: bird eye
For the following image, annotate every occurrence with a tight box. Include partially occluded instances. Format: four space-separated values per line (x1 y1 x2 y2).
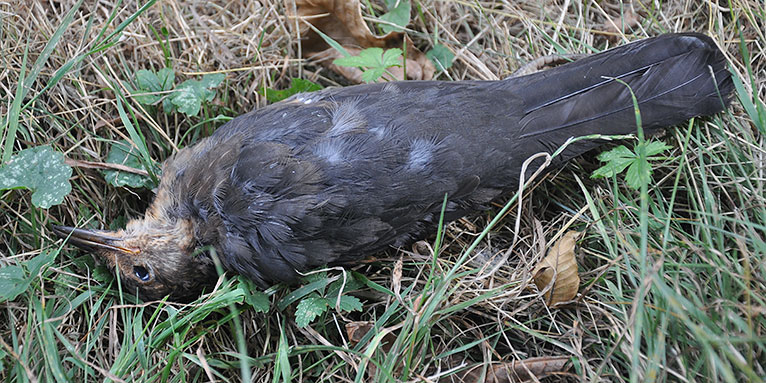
133 266 151 282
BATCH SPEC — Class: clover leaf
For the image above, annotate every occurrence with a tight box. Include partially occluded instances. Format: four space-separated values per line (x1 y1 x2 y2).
379 0 411 33
427 43 455 70
170 73 225 116
102 140 153 189
0 146 72 208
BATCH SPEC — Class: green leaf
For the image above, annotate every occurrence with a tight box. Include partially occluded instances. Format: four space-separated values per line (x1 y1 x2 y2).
0 348 6 375
134 68 175 105
591 141 670 190
0 266 29 302
295 294 329 327
642 140 671 157
333 48 381 68
261 78 322 103
381 48 403 68
134 70 160 104
238 276 270 313
379 0 410 33
626 157 652 190
597 145 634 162
326 275 363 300
102 140 152 188
26 251 56 277
333 48 402 83
0 251 56 302
171 73 225 116
591 145 635 179
246 291 270 313
361 68 387 83
92 265 114 283
200 73 225 92
303 271 328 285
0 146 72 208
426 43 455 70
276 276 332 311
337 295 363 312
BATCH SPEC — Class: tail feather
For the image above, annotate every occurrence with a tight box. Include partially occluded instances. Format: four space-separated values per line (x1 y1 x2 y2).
505 33 733 166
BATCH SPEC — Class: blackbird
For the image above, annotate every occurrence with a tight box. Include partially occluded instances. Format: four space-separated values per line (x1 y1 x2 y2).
54 33 733 301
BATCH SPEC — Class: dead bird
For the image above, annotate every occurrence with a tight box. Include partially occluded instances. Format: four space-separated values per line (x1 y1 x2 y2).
54 33 733 301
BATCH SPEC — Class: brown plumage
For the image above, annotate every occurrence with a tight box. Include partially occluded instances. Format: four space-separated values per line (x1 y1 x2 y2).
54 33 733 301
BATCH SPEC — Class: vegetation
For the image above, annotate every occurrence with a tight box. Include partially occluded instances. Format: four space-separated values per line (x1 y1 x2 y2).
0 0 764 381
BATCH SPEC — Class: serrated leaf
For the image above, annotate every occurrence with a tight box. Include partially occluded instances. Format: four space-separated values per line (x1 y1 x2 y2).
303 271 328 284
333 48 402 83
381 48 402 67
134 70 160 104
261 78 322 103
591 141 669 189
338 295 363 312
334 48 402 69
327 275 363 300
591 157 633 179
379 0 410 34
157 69 175 89
238 276 270 313
592 145 634 179
295 294 329 327
426 43 454 70
102 140 152 189
642 140 671 156
626 157 652 190
0 146 72 208
246 291 270 313
334 47 383 68
596 145 634 162
361 68 387 83
171 87 202 116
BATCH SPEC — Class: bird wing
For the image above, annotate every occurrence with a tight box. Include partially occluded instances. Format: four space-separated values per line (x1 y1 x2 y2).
165 33 731 286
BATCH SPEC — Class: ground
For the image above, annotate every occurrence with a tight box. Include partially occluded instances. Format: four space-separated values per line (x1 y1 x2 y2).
0 0 764 382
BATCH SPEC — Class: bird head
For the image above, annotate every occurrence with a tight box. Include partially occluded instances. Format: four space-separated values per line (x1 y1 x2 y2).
53 218 217 301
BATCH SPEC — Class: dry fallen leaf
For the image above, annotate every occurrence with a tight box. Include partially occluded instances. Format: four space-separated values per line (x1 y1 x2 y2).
604 8 641 42
531 231 582 306
450 356 570 383
287 0 435 82
345 321 395 353
345 321 398 379
346 321 375 347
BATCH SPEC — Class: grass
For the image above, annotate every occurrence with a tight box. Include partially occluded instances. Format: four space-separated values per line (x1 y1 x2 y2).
1 0 765 381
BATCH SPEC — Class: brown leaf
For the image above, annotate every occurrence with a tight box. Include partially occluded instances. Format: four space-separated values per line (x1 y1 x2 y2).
346 321 375 347
288 0 434 82
450 356 570 383
604 8 641 41
345 321 395 353
531 231 582 306
345 321 398 379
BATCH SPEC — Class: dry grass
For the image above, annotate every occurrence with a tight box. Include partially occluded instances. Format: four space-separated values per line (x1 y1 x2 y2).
1 0 764 382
